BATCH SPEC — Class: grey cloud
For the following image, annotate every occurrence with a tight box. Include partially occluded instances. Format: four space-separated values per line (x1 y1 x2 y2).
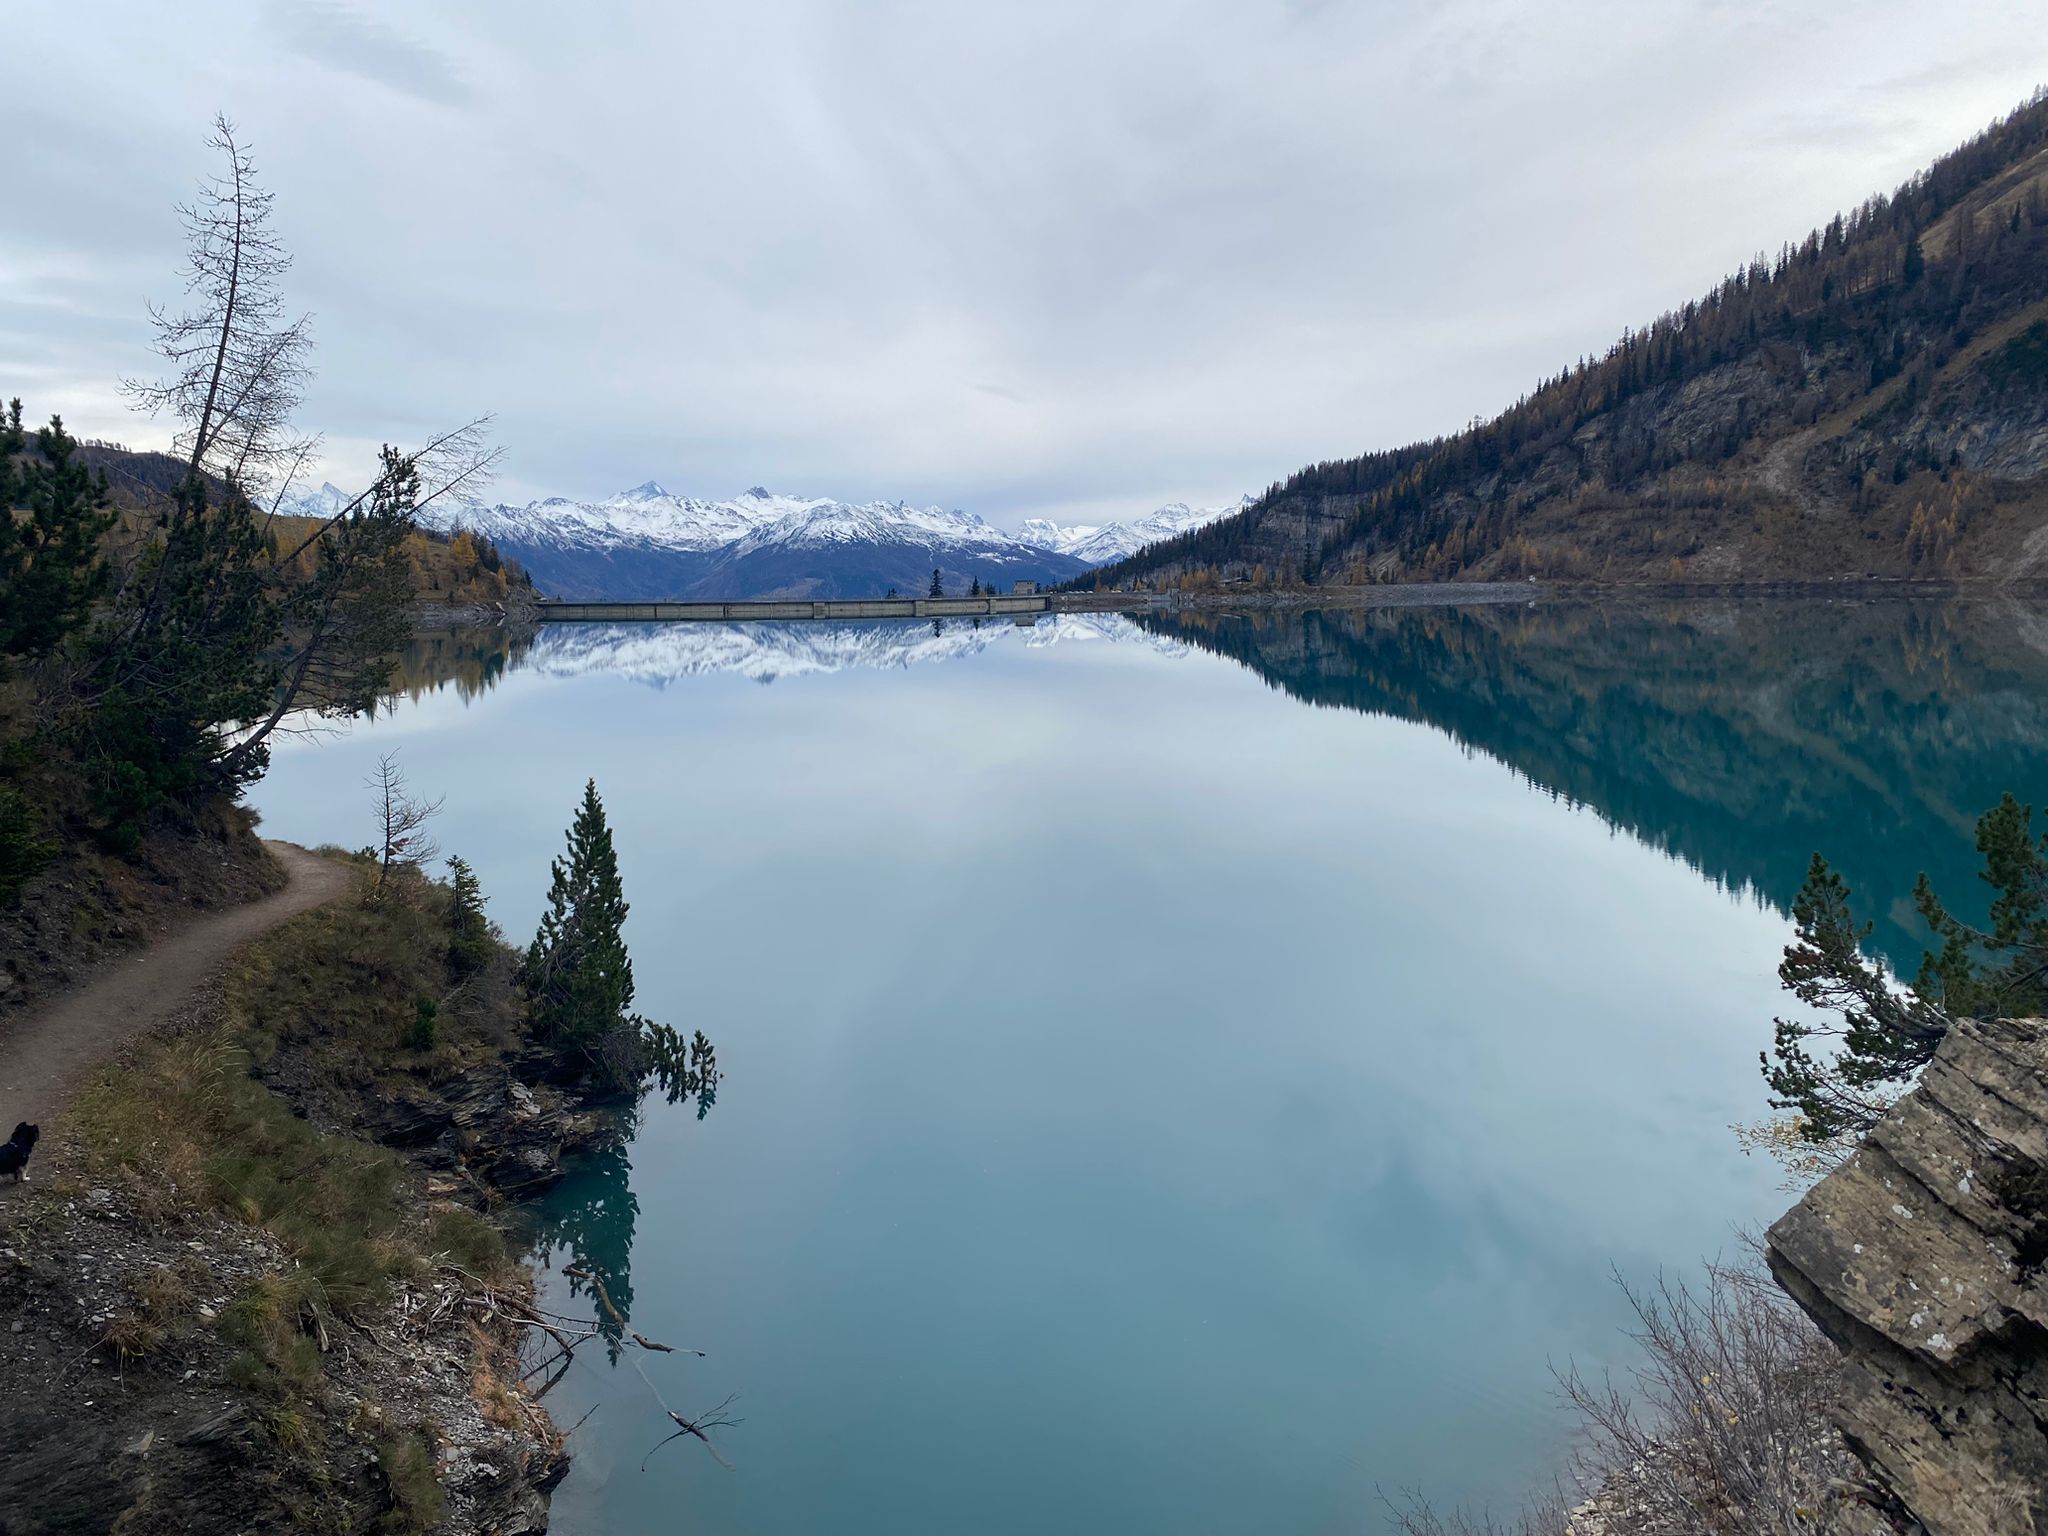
2 0 2043 523
266 1 472 104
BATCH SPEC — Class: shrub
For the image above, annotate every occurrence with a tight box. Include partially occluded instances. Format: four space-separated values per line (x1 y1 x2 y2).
375 1432 446 1534
402 996 438 1053
0 782 53 904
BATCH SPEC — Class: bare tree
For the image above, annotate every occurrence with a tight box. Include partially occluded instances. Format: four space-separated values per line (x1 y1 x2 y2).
367 751 442 895
62 116 502 823
124 115 316 501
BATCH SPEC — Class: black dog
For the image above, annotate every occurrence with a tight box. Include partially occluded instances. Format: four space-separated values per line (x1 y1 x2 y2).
0 1122 38 1182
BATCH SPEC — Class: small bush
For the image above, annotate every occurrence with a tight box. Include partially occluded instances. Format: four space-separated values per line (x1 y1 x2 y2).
402 996 437 1052
427 1207 508 1279
376 1432 446 1534
0 781 54 904
99 1258 206 1365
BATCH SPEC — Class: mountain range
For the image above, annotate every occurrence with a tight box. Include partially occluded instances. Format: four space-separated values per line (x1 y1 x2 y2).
280 480 1244 600
1099 91 2048 590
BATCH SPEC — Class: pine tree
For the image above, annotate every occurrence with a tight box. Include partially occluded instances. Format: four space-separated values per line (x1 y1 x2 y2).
0 406 114 668
524 780 720 1108
1765 795 2048 1142
446 855 493 979
969 576 981 596
526 779 636 1059
929 567 943 598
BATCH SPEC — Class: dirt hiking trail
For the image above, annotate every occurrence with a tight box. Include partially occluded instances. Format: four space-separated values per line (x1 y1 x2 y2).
0 842 347 1151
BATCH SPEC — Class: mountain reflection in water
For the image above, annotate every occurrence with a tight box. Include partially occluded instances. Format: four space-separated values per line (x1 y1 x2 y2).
397 597 2048 968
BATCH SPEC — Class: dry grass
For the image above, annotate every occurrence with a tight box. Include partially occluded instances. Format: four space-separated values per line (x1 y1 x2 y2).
98 1258 207 1365
1388 1253 1861 1536
64 860 522 1390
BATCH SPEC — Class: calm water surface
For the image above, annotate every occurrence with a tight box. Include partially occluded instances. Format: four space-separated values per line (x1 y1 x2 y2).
250 598 2048 1534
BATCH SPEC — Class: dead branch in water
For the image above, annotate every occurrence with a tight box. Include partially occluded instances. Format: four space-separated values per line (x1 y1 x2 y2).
561 1263 703 1357
641 1393 743 1473
558 1264 734 1468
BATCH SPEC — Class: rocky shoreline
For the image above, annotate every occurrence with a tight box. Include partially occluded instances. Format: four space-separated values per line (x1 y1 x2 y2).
1768 1014 2048 1535
0 858 625 1533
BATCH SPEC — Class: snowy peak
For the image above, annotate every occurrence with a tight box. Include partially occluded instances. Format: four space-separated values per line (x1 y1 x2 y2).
1012 497 1248 565
409 481 1244 571
275 481 355 521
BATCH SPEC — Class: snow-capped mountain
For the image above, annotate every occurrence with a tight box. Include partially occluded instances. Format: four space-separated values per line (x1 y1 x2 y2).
685 498 1091 600
1016 497 1252 565
273 481 357 521
279 478 1247 600
452 482 800 553
382 485 1090 600
523 613 1187 686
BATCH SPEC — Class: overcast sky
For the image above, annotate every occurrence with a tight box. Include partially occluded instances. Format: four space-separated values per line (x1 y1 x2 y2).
4 3 2043 527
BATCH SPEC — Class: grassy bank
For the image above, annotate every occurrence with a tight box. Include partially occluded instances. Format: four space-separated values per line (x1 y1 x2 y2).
0 854 590 1533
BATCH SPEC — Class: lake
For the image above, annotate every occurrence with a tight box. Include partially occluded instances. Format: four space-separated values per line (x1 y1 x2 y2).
249 596 2048 1534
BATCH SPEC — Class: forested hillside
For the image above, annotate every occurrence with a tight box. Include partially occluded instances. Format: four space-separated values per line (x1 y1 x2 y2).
1100 91 2048 589
76 442 531 609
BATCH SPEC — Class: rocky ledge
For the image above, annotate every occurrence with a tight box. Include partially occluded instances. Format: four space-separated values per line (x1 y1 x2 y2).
1767 1015 2048 1535
351 1048 623 1201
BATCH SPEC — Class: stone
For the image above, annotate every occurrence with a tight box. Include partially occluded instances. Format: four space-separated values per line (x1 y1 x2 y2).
1768 1015 2048 1536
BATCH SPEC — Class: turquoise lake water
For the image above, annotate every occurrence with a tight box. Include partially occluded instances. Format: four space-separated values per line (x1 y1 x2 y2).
248 597 2048 1534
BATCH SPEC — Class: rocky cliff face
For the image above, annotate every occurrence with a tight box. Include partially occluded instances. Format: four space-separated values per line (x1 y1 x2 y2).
1767 1015 2048 1535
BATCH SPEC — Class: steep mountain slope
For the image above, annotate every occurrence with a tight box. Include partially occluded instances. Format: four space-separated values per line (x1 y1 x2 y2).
1100 92 2048 590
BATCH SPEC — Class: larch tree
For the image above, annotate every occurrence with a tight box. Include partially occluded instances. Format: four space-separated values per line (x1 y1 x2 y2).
52 115 497 838
366 750 442 897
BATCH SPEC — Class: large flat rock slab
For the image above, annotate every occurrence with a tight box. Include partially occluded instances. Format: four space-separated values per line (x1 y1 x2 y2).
1767 1016 2048 1536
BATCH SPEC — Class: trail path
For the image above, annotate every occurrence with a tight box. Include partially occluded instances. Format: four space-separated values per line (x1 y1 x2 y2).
0 842 348 1135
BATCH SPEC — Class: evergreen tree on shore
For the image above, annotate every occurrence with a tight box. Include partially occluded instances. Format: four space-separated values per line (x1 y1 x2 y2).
446 855 493 979
523 779 718 1109
1765 793 2048 1142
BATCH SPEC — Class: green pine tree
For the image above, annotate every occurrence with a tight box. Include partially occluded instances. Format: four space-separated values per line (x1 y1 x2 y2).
1764 794 2048 1142
526 779 636 1057
523 780 720 1108
0 405 114 668
68 472 283 842
446 855 493 979
929 567 943 598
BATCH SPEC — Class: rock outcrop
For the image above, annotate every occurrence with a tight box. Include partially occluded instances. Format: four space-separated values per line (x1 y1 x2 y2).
1767 1015 2048 1536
